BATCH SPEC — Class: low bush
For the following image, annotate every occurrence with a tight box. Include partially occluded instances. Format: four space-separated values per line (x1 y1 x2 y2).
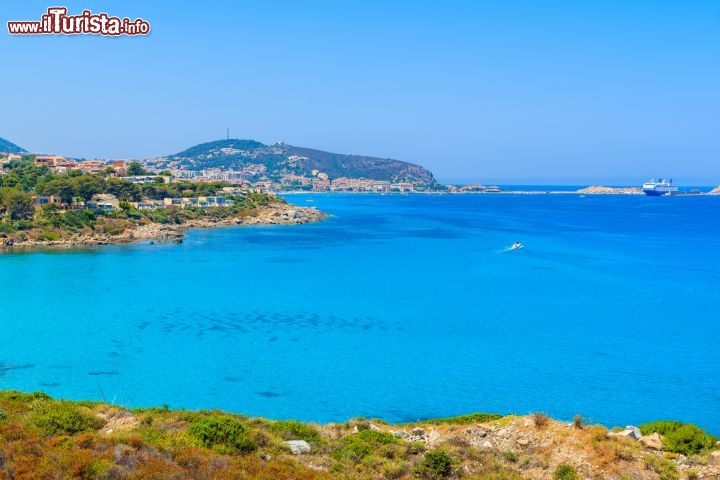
640 421 717 455
187 415 256 453
414 449 454 479
502 450 519 462
640 420 684 436
418 412 503 426
532 412 550 429
644 454 680 480
553 464 579 480
407 440 426 455
36 230 59 241
0 390 51 403
383 461 410 479
269 420 321 443
31 401 101 436
333 430 397 462
573 414 583 429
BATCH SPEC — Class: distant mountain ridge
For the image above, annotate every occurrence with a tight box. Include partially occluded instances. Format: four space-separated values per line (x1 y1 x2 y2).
0 137 27 153
152 139 436 184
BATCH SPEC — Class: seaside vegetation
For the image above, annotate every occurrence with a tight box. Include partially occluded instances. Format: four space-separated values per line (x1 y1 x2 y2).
640 421 718 455
406 413 504 427
0 157 282 239
1 390 717 480
552 464 579 480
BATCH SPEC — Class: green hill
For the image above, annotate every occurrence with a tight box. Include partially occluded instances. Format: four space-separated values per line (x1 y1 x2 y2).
0 136 27 153
154 139 436 184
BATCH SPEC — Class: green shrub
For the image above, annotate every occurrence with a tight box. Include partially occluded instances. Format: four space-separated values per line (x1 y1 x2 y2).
640 421 717 455
383 461 410 479
138 425 170 447
502 450 519 462
407 440 426 455
333 430 397 462
416 412 503 426
31 401 101 435
553 464 579 480
187 415 256 453
414 449 454 479
640 421 684 436
37 230 59 241
0 390 51 403
644 454 680 480
270 420 321 443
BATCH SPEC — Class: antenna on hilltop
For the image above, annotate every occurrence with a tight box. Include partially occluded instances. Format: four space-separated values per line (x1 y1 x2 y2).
226 128 229 141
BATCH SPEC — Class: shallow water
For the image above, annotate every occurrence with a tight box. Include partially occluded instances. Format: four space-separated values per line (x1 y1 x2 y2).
1 193 719 432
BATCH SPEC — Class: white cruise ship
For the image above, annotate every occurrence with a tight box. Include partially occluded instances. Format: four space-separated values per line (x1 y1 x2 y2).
642 178 678 196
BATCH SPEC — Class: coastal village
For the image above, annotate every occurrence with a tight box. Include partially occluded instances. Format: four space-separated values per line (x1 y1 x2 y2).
0 150 506 211
1 149 720 227
8 151 718 201
3 130 720 201
0 154 240 214
0 149 329 248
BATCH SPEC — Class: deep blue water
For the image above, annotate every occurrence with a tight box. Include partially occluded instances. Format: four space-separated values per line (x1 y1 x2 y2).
1 193 719 432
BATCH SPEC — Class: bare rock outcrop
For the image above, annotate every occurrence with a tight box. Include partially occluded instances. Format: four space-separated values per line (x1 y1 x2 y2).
577 186 644 195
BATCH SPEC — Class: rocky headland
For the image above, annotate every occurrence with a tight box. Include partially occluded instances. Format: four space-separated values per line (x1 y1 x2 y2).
1 202 327 249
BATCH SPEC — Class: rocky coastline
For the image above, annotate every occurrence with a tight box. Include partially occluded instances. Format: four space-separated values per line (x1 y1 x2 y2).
1 203 328 250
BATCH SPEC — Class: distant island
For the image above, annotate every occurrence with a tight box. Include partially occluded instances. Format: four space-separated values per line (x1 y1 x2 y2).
575 186 644 195
0 390 718 479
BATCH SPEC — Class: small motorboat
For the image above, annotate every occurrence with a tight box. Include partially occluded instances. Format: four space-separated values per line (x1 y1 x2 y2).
509 242 523 250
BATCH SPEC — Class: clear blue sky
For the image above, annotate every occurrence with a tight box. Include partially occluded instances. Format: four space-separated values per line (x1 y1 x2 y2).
1 1 719 184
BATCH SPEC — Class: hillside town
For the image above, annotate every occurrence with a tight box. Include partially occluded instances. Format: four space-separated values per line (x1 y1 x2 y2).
1 152 486 195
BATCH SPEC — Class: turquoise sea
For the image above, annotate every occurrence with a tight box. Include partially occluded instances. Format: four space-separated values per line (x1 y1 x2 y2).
1 193 719 432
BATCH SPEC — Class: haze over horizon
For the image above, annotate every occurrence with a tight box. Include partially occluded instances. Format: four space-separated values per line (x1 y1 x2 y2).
1 1 719 185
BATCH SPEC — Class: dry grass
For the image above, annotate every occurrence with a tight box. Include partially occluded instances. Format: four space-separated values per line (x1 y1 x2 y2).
572 414 583 429
532 412 550 429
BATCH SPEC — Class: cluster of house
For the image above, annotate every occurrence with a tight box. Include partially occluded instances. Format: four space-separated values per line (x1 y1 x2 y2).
167 165 268 182
30 155 128 175
32 193 236 213
33 194 120 212
5 154 172 185
2 152 427 194
0 153 23 165
132 196 234 210
137 173 419 194
247 176 417 193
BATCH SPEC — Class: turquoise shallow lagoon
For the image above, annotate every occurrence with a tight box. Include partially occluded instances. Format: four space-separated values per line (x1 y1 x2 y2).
1 193 719 432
